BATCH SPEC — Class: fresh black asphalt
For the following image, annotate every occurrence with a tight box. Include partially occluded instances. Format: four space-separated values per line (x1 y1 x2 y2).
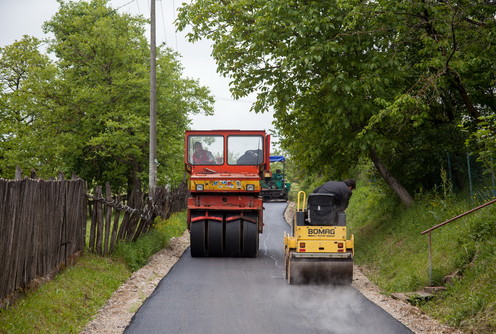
125 202 413 334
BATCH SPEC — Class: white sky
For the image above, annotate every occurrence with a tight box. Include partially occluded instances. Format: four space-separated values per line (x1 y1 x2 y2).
0 0 276 134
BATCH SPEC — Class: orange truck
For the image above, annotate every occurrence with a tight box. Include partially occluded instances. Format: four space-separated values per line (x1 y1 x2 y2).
184 130 271 257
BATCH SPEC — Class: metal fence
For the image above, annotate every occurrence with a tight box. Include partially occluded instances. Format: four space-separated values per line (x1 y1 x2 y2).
445 152 496 202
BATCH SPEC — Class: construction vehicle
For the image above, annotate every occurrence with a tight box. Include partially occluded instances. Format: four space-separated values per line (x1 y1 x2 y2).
260 155 291 201
184 130 270 257
284 191 354 284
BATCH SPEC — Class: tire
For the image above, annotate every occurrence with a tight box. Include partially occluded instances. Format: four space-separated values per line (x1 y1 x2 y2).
284 249 290 280
242 213 259 257
207 213 224 257
287 254 294 284
225 218 242 257
190 219 206 257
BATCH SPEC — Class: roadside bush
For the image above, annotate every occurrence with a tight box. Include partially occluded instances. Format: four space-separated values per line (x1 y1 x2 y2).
114 211 187 271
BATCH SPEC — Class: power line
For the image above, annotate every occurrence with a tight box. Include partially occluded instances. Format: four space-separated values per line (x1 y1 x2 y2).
171 0 179 51
115 0 136 11
159 0 168 46
215 96 257 104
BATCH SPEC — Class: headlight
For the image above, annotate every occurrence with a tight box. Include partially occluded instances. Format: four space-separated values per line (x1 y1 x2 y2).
196 184 204 191
246 184 255 191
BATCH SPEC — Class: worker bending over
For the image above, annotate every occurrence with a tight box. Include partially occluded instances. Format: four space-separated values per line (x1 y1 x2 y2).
312 179 356 212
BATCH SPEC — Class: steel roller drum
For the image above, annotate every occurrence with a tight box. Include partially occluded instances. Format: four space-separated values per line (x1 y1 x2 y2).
288 255 353 285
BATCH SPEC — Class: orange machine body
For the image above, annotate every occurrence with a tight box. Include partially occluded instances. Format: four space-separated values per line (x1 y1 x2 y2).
184 130 270 257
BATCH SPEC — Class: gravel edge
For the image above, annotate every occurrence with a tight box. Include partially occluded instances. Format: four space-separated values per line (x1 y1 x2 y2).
80 203 462 334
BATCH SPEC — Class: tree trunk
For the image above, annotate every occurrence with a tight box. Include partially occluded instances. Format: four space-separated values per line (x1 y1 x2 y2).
369 149 414 207
450 73 481 121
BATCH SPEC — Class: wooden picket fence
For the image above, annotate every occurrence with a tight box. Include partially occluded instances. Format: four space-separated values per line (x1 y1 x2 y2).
0 177 87 304
86 181 188 256
0 171 188 306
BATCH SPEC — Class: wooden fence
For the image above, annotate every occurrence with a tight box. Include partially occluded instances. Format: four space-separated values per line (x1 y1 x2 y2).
0 173 188 306
0 177 87 304
86 181 188 255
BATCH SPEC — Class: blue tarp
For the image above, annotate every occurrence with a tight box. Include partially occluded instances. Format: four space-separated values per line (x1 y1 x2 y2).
270 155 286 162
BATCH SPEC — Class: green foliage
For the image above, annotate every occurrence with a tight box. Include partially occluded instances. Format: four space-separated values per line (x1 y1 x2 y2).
177 0 496 198
467 114 496 177
0 36 61 177
0 254 130 334
423 239 496 332
347 171 496 332
0 0 213 191
114 211 187 271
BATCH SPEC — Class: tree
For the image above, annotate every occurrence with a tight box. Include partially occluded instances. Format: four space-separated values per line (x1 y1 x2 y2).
177 0 496 205
41 0 213 192
0 0 214 193
468 114 496 177
0 36 61 177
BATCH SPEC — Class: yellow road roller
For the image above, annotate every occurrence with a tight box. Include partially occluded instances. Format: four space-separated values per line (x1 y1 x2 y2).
284 191 354 285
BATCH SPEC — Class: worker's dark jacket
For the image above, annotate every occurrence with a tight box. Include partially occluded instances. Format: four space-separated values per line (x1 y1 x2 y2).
312 181 352 212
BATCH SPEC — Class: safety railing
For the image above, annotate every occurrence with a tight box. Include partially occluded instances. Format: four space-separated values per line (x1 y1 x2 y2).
421 198 496 284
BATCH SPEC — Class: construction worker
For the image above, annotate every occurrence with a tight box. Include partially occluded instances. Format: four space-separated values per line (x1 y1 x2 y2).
312 179 356 212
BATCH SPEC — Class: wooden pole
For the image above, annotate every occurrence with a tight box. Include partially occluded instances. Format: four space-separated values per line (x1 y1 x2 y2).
149 0 157 201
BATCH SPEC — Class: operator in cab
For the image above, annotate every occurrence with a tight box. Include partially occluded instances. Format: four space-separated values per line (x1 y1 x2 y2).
312 179 356 212
192 142 215 164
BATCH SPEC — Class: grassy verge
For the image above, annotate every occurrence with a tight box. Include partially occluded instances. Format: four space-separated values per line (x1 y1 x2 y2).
0 211 187 334
114 211 187 271
347 177 496 333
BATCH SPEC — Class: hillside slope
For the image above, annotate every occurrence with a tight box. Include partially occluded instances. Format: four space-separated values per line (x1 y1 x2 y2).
346 179 496 333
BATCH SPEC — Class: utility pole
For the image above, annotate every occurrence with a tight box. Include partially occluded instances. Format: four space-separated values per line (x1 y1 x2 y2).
149 0 157 200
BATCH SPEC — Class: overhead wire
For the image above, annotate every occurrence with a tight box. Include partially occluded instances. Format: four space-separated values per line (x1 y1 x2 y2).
171 0 179 51
159 0 168 46
114 0 136 11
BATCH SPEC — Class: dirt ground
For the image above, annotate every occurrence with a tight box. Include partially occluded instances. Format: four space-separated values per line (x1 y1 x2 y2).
80 204 462 334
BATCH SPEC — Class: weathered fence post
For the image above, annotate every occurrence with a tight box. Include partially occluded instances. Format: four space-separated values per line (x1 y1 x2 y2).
15 166 22 180
95 186 104 255
110 195 121 253
104 183 112 256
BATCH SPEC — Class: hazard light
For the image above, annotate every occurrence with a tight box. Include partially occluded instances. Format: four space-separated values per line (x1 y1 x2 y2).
299 242 305 248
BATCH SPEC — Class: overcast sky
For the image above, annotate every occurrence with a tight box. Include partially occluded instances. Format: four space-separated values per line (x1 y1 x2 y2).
0 0 276 134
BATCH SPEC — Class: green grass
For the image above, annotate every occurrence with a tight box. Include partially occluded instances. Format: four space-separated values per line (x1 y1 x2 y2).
0 211 187 334
114 211 187 271
3 187 494 333
347 178 496 333
0 255 130 334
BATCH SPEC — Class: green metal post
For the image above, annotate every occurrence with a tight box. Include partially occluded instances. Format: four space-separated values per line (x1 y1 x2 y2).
467 152 473 203
447 152 453 189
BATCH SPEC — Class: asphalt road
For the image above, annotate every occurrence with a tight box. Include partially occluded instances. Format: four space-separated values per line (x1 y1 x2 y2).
125 202 413 334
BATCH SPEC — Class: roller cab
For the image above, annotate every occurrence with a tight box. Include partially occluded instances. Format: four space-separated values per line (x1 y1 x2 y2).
284 191 354 285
